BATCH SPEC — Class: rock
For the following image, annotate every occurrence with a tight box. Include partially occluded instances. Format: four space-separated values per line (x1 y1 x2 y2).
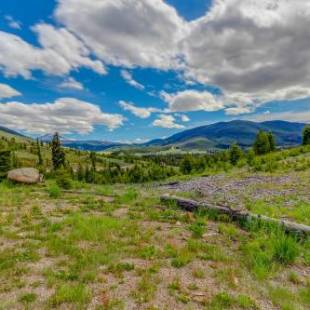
7 168 43 184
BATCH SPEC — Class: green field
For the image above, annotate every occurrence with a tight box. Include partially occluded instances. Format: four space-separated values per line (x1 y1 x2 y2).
0 133 309 309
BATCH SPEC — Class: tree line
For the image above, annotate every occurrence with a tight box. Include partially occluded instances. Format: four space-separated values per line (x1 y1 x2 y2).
0 125 310 183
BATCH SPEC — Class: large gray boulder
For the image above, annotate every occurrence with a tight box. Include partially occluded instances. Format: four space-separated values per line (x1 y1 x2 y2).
7 168 43 184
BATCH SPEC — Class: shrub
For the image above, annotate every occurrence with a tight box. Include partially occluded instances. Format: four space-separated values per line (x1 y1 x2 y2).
272 234 300 265
56 172 73 190
302 125 310 145
180 156 193 174
229 144 243 165
0 150 11 180
253 130 271 155
48 183 61 198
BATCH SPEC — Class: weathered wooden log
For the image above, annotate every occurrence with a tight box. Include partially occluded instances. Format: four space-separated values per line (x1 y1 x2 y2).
161 194 310 237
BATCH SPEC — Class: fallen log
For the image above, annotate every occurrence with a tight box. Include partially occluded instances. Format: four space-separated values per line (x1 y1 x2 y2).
160 194 310 237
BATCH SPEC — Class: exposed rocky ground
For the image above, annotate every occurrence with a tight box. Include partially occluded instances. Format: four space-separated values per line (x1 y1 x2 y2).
161 171 310 218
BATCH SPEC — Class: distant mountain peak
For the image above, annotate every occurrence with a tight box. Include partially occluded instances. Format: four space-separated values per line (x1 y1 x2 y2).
144 120 306 149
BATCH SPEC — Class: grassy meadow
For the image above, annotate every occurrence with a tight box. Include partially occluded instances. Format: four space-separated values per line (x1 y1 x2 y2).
0 134 309 309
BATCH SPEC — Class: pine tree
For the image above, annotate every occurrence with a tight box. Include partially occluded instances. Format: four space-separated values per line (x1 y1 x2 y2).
180 156 193 174
0 150 11 179
229 143 243 165
77 163 85 181
89 151 97 183
84 166 91 183
51 132 65 170
268 132 276 151
253 130 271 155
36 138 43 166
302 125 310 145
11 151 19 168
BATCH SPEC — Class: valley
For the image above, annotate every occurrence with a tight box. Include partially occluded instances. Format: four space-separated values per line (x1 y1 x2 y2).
0 124 309 309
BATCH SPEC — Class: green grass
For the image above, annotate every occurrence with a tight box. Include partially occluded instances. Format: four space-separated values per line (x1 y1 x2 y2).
206 292 257 309
49 283 90 307
19 292 37 304
0 145 309 308
47 182 61 198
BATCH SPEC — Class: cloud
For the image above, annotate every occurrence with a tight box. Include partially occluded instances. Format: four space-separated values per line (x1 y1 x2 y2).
153 114 184 129
161 90 224 112
1 0 309 120
55 0 188 69
119 100 160 118
182 0 310 108
0 24 106 78
180 114 190 122
246 110 310 123
5 16 22 30
59 77 84 91
0 98 124 134
121 70 145 90
0 83 21 99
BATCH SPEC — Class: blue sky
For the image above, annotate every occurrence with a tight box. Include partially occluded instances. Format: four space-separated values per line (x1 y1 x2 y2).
0 0 309 142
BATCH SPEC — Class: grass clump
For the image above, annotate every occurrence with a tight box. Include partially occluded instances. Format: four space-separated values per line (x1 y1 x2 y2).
131 274 158 304
49 283 90 307
242 230 302 279
272 234 300 265
47 183 61 198
188 218 207 238
19 292 37 304
206 292 257 309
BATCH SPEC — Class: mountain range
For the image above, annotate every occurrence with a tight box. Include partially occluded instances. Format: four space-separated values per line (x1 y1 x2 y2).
145 120 306 149
0 120 307 151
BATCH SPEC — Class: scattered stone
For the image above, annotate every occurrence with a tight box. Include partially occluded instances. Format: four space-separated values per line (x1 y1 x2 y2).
7 168 43 184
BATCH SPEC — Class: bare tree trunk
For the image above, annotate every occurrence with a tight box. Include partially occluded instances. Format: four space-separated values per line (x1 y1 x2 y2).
161 195 310 237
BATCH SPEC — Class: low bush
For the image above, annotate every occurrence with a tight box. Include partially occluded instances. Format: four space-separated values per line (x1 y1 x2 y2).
48 183 61 198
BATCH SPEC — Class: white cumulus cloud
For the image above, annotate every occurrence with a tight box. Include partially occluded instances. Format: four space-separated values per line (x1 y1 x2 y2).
153 114 184 129
161 90 224 113
246 110 310 123
0 83 21 99
0 98 124 134
121 70 145 90
55 0 188 69
59 77 84 91
119 100 160 118
182 0 310 110
0 24 106 78
180 114 190 122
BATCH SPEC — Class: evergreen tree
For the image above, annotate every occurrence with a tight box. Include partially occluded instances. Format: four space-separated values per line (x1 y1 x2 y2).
180 156 193 174
268 132 276 151
253 130 271 155
84 166 92 183
0 150 11 179
36 138 43 166
11 151 19 168
51 132 65 170
302 125 310 145
77 163 85 181
89 152 97 183
229 144 243 165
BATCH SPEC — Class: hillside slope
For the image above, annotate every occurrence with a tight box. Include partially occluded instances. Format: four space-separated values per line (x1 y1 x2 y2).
0 126 25 138
146 120 306 149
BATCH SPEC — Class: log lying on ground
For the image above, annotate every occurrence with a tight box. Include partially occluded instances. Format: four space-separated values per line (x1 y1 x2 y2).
161 194 310 237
